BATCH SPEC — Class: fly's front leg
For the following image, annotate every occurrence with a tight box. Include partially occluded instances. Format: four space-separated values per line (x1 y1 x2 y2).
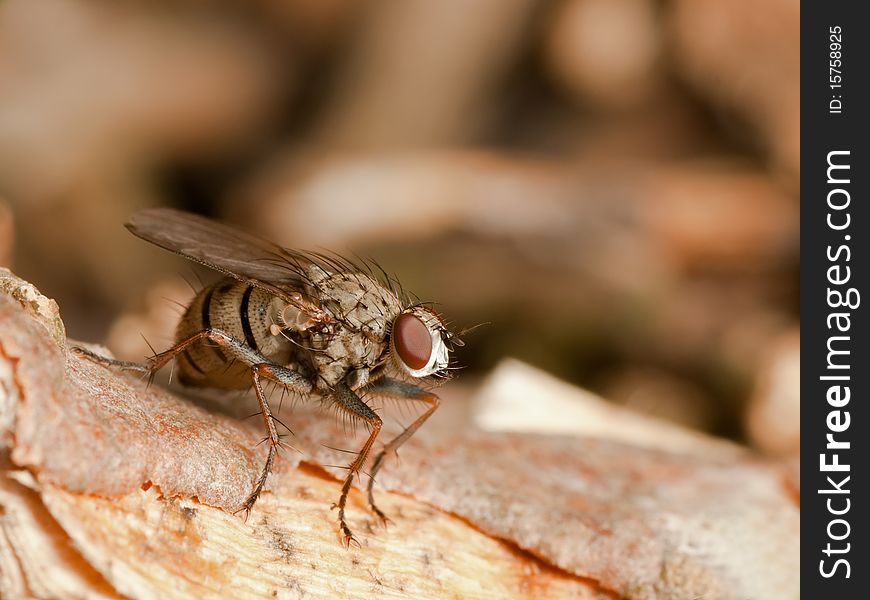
328 382 383 547
363 378 440 525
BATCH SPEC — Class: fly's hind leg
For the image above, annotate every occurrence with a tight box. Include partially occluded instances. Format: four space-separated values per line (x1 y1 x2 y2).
148 329 312 516
71 345 151 374
72 331 237 382
77 329 313 518
363 378 440 525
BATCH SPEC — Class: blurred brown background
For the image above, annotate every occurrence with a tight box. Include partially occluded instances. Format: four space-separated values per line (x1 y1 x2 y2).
0 0 799 452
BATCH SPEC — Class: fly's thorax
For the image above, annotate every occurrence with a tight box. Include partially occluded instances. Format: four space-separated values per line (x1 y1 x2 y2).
309 325 389 390
302 270 403 390
312 270 403 338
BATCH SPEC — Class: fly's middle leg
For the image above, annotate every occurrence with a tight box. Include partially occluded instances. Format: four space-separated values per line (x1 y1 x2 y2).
241 361 313 516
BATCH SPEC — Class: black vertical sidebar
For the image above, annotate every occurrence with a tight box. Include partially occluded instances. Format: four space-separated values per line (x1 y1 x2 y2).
802 2 870 595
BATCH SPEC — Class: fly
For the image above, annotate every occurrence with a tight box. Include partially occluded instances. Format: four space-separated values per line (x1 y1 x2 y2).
75 208 461 547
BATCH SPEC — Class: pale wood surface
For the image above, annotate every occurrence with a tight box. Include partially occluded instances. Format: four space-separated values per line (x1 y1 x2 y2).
0 269 799 599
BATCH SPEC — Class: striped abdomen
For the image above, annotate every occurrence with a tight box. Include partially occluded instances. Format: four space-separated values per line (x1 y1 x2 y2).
176 279 293 389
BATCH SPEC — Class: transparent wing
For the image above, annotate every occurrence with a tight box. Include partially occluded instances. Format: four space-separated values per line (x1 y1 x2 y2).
127 208 322 309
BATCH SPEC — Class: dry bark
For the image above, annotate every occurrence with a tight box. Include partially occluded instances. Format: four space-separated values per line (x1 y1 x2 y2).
0 268 798 599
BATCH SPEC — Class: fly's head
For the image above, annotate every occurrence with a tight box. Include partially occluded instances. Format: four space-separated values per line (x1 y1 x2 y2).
386 305 458 381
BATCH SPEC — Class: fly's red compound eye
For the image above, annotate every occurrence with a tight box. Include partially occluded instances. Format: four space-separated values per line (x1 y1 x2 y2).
393 313 432 371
